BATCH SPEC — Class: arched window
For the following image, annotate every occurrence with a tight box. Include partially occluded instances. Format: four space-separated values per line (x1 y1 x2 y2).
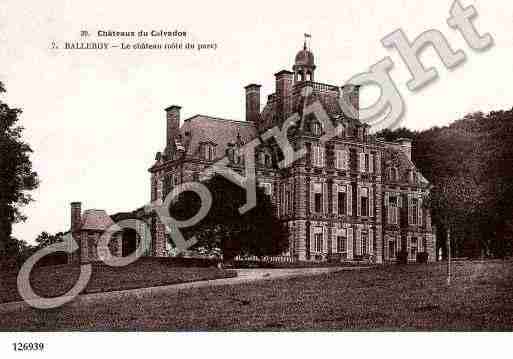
298 72 304 81
306 71 312 81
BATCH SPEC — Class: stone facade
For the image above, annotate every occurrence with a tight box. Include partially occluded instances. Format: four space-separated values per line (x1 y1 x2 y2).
148 43 436 263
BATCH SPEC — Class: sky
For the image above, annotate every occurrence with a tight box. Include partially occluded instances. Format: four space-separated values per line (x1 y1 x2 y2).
1 0 512 243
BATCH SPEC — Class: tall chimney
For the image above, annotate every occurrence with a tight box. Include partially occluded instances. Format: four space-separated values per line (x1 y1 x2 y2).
275 70 293 121
396 138 412 160
70 202 82 232
165 105 181 149
244 84 261 123
341 84 360 120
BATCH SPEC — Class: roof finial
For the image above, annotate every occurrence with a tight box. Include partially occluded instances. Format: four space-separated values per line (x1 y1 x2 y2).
304 33 311 50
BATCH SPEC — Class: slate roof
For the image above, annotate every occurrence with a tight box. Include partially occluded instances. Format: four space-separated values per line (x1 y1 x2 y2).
80 209 115 231
259 83 361 132
179 115 257 159
382 144 430 186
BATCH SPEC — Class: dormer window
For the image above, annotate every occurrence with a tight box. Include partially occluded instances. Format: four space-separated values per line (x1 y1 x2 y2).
259 148 272 167
408 169 415 183
227 146 235 162
265 154 271 167
234 153 242 165
340 124 346 138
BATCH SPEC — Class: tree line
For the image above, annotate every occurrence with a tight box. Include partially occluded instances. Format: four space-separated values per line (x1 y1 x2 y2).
377 109 513 258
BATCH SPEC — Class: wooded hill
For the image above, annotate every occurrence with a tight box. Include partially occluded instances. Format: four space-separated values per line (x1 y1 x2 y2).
377 109 513 258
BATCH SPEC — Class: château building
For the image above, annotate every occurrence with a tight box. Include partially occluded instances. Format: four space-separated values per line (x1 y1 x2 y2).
147 42 436 263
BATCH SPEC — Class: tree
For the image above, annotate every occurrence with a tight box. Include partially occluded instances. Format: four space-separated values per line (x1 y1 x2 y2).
375 127 417 142
0 82 39 268
34 231 65 249
168 175 290 262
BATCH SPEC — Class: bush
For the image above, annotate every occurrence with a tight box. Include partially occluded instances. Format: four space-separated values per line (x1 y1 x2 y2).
396 250 408 265
417 252 429 263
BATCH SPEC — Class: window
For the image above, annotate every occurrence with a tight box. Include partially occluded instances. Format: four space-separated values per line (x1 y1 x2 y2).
335 149 347 170
350 149 358 171
287 188 293 213
390 167 398 181
422 238 427 252
281 184 292 214
408 170 415 183
265 154 271 167
361 232 368 255
228 147 235 162
313 183 323 213
313 230 323 253
389 240 396 259
312 144 324 167
411 198 419 225
389 195 398 224
410 246 418 261
365 154 369 172
151 178 158 201
360 187 369 217
306 71 312 81
258 151 265 165
338 191 347 215
163 175 171 198
336 234 347 253
234 152 243 165
315 193 322 213
203 143 215 161
410 237 418 260
311 121 322 136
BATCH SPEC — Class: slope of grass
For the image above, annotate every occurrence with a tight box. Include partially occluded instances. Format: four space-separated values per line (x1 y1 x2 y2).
0 258 236 304
1 259 512 331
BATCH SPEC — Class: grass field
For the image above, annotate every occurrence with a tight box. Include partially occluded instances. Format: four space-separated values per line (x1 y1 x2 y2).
1 259 512 331
0 258 236 304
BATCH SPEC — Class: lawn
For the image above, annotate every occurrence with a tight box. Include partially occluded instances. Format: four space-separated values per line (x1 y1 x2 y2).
0 258 236 304
1 259 512 331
